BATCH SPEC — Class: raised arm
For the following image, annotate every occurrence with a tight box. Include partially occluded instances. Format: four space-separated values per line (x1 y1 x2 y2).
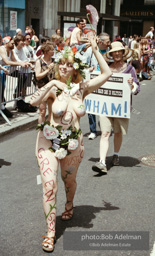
35 59 54 80
82 37 112 98
30 80 66 106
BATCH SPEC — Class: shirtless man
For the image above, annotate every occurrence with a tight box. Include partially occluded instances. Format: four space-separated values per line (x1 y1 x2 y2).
70 18 90 51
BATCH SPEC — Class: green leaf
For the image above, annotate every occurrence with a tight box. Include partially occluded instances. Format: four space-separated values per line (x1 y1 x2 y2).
49 148 55 152
66 75 72 86
55 125 63 130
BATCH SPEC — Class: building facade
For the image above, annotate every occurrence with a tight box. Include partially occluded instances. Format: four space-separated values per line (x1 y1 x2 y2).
0 0 122 39
2 0 155 40
121 0 155 37
0 0 25 37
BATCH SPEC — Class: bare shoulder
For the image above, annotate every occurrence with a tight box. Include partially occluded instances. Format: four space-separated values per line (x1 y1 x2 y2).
0 46 5 53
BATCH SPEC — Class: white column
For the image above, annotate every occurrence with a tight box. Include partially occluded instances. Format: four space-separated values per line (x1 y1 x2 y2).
114 0 121 16
43 0 58 36
100 0 106 13
63 0 80 21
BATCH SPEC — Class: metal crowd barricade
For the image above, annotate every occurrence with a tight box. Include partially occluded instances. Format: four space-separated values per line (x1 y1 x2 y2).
0 65 36 126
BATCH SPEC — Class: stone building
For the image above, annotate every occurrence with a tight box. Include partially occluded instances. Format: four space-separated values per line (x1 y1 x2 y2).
1 0 155 40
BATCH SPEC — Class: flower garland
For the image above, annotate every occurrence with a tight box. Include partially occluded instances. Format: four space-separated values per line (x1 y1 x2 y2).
54 47 89 79
36 121 82 159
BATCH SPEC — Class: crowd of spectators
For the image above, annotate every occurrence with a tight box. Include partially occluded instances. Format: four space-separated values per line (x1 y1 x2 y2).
0 22 154 121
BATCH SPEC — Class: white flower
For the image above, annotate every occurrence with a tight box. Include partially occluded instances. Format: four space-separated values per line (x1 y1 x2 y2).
65 130 72 136
68 139 79 150
56 52 63 60
61 134 67 139
73 62 79 70
54 148 67 159
61 129 66 134
43 125 59 140
54 58 59 63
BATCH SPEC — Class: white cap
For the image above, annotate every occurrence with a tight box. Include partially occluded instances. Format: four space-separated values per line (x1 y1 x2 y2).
16 28 22 34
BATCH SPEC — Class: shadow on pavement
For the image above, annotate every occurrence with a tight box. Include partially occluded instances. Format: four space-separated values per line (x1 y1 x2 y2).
0 158 12 168
89 156 141 169
55 202 120 240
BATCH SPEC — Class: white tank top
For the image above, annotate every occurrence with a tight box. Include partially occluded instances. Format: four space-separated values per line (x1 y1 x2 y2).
0 46 12 66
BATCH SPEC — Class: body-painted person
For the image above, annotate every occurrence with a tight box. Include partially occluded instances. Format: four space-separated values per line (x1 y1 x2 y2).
30 37 112 252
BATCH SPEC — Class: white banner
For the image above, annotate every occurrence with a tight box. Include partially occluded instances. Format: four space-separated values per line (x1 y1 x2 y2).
10 11 17 31
84 71 131 119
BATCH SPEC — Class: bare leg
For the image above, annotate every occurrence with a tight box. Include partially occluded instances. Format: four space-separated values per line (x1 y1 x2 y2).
36 132 58 237
99 131 111 162
60 135 84 219
113 132 122 153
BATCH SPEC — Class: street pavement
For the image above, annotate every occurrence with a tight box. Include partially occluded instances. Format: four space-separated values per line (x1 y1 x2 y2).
0 77 155 256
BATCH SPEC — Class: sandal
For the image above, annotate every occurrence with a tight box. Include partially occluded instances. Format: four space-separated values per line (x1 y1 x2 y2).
61 205 74 221
42 235 56 252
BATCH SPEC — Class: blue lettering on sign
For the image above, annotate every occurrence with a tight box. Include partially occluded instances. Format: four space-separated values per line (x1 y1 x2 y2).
101 102 108 115
84 99 92 111
111 103 121 116
93 101 100 113
124 101 127 117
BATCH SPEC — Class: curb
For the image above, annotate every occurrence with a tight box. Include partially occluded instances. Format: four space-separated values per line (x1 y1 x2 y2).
0 115 38 138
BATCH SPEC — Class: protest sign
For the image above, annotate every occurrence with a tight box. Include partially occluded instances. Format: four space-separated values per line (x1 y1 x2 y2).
10 11 17 31
84 71 131 119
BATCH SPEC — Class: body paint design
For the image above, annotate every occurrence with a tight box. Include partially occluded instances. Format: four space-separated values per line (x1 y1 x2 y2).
45 179 55 187
61 111 73 125
45 202 56 219
43 167 53 177
45 189 55 202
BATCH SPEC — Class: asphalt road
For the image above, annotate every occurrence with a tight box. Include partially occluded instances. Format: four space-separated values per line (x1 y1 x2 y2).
0 77 155 256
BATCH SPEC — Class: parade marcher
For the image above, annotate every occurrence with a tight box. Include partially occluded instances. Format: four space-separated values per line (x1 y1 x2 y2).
55 36 65 51
141 38 152 80
92 41 140 174
51 34 61 48
55 28 61 36
70 18 90 51
132 42 141 75
122 34 128 45
145 27 154 39
35 43 55 124
84 32 111 140
128 35 133 48
30 37 112 252
131 34 138 50
113 35 121 42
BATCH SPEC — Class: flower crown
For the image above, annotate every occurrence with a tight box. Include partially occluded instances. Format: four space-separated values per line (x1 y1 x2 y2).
54 46 89 79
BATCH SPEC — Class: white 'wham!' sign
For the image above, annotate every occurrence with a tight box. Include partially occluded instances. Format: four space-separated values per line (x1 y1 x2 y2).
84 71 131 119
